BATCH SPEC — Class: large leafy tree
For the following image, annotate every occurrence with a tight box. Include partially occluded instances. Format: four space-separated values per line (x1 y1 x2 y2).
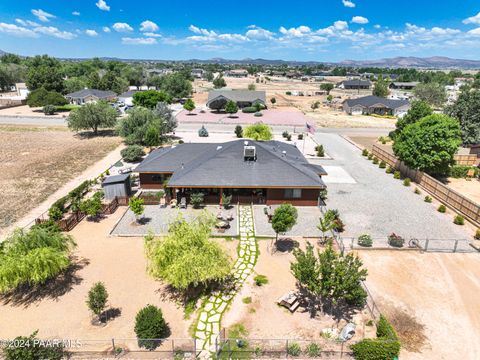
271 204 298 241
98 70 129 94
160 72 192 98
394 100 433 136
393 114 462 176
243 122 273 141
372 77 389 98
445 88 480 145
25 55 64 92
213 75 227 89
0 227 76 294
133 90 172 109
154 102 177 133
145 212 232 291
414 82 447 108
67 101 118 135
64 77 87 94
26 88 68 107
320 83 334 95
117 107 167 145
225 100 239 117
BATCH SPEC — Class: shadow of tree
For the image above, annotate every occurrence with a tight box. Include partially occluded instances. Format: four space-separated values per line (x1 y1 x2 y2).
74 129 117 139
0 256 89 307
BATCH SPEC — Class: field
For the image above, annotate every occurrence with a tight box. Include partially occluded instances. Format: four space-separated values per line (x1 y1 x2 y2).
0 125 122 233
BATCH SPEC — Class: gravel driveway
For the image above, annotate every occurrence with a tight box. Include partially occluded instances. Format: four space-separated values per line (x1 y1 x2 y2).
314 133 470 241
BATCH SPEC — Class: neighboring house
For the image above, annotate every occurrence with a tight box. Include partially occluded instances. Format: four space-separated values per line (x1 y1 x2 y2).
15 83 30 98
389 82 419 90
337 80 371 90
191 68 205 79
206 90 266 110
343 95 410 117
224 69 249 77
135 140 327 206
66 89 117 105
118 90 138 106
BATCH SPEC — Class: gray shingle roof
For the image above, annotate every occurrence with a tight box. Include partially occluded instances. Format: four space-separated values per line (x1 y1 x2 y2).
66 89 117 99
135 140 326 188
344 95 409 109
340 80 371 87
207 90 266 105
102 173 130 185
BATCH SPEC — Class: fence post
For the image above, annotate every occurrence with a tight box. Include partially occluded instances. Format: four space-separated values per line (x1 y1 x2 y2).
453 240 458 253
111 338 115 351
341 341 344 358
172 339 174 357
286 339 289 358
424 239 429 252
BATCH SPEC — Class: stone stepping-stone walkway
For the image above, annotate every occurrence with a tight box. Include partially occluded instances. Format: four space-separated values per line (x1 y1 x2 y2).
194 205 257 358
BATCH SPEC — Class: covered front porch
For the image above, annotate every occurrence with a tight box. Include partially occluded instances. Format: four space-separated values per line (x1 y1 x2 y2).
169 187 267 205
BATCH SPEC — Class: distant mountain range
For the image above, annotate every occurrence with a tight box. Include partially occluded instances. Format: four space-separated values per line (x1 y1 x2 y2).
1 49 479 69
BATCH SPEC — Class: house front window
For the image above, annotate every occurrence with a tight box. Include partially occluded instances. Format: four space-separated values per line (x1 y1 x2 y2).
284 188 302 199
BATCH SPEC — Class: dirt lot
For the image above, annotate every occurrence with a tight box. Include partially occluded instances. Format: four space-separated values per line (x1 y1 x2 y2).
0 105 68 118
193 77 396 129
446 178 480 204
360 251 480 360
0 125 121 230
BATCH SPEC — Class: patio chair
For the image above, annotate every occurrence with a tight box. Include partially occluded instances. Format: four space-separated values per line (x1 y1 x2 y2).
180 197 187 209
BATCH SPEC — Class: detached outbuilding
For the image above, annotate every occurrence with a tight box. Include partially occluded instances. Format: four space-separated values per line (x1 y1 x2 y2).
102 174 132 200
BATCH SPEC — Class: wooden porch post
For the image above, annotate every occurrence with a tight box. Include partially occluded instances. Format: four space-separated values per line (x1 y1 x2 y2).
219 188 223 207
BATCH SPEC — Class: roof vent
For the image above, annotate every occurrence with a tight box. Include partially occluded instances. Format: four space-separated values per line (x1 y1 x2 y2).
244 141 249 146
244 145 256 161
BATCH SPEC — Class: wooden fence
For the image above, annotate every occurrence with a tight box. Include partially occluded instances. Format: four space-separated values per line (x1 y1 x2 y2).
454 154 479 166
371 145 480 227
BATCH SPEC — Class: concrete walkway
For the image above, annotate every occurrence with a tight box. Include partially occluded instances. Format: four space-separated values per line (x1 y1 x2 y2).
194 205 257 358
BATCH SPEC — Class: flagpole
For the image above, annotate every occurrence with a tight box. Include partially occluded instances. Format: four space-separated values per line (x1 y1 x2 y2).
303 132 306 154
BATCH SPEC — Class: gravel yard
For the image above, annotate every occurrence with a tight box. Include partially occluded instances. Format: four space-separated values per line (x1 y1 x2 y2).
315 133 471 241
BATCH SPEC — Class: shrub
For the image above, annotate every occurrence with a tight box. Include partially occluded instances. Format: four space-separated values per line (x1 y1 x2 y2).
403 178 411 186
393 171 401 179
350 338 400 360
414 187 421 194
379 160 386 169
386 166 393 174
286 134 292 141
287 342 301 357
254 111 263 117
241 106 257 113
286 91 292 95
367 154 373 160
234 125 243 138
449 165 478 178
282 131 289 138
134 305 168 350
438 204 447 213
305 343 321 357
362 148 369 156
190 192 204 208
198 125 209 137
86 282 108 319
254 274 268 286
298 133 303 140
43 104 57 115
424 195 432 203
357 234 373 247
319 188 328 201
475 229 480 240
2 331 67 360
80 196 102 218
388 233 404 248
242 297 252 304
244 122 273 141
121 145 145 162
377 315 399 340
48 205 64 221
453 215 465 225
366 319 374 326
315 145 325 157
372 157 379 165
178 139 184 144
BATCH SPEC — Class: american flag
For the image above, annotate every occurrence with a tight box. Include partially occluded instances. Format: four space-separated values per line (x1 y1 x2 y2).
306 122 316 135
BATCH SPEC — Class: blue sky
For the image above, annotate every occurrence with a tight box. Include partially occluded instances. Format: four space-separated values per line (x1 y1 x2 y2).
1 1 480 61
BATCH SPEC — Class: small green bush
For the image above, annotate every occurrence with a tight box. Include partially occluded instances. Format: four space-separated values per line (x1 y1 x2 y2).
474 229 480 240
178 139 184 144
357 234 373 247
438 204 446 213
297 134 303 140
386 166 393 174
234 125 243 138
449 165 478 178
43 104 57 115
134 305 168 350
366 319 374 326
372 157 379 165
379 161 386 169
350 338 400 360
190 192 204 209
242 106 257 113
286 134 292 141
254 111 263 117
242 297 252 304
198 125 209 137
315 144 325 157
403 178 411 186
48 205 64 221
287 342 301 357
362 148 369 156
376 315 399 340
305 343 321 357
424 196 432 203
254 274 268 286
367 154 373 160
121 145 145 162
282 131 289 138
393 171 401 179
2 331 67 360
286 91 292 95
453 215 465 225
414 187 421 194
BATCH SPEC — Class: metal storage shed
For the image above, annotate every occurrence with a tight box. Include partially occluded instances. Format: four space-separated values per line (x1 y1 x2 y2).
102 174 132 200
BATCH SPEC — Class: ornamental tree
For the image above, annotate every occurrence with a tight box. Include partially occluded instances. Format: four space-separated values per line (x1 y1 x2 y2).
67 101 118 135
26 88 68 107
86 282 108 321
414 82 447 108
129 197 145 222
445 88 480 145
320 83 334 95
133 90 172 109
225 100 239 117
134 305 168 350
393 114 462 176
183 98 195 114
271 204 298 241
244 122 273 141
393 100 433 137
372 77 389 98
213 75 227 89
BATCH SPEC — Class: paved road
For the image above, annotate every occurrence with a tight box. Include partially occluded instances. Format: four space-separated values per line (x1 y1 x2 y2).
315 132 470 241
0 115 67 126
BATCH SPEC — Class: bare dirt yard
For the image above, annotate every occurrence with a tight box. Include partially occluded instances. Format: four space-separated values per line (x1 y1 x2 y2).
360 250 480 360
0 125 122 230
0 105 69 118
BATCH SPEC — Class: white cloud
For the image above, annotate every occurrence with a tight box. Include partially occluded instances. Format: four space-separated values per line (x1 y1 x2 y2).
342 0 355 8
189 25 217 37
334 21 349 30
103 26 111 33
96 0 110 11
31 9 55 22
0 22 38 37
468 27 480 36
72 11 80 16
143 32 162 37
351 16 369 24
374 24 381 29
112 22 133 32
85 29 98 37
15 19 40 27
122 37 157 45
463 12 480 25
34 26 76 39
140 20 159 32
279 25 311 37
246 26 275 40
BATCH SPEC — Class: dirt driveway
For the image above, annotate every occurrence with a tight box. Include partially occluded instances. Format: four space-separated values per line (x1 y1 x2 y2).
360 251 480 360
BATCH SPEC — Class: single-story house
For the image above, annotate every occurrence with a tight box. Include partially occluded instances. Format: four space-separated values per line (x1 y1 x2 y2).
389 82 419 90
15 83 29 98
337 80 372 90
118 90 138 106
343 95 410 117
206 90 266 110
191 68 205 79
224 69 249 77
135 140 327 206
66 89 117 105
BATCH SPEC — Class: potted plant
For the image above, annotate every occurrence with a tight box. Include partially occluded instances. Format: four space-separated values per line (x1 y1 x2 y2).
388 233 404 248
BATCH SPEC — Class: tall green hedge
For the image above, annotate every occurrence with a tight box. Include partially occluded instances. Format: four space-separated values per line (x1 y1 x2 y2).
376 315 399 340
